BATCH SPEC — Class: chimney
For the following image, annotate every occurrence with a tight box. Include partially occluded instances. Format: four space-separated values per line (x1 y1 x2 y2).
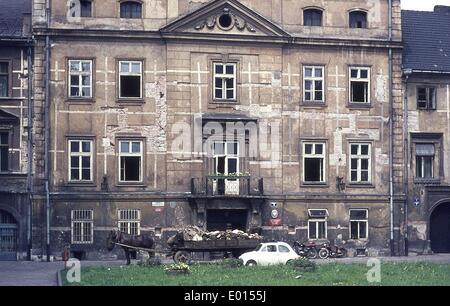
434 5 450 14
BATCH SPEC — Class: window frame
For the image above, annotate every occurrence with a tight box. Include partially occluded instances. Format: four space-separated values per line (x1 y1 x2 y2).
303 8 323 27
68 59 93 100
71 209 94 244
349 66 371 105
213 62 237 102
118 209 141 236
349 10 368 29
349 209 369 240
349 142 372 184
417 86 437 110
68 139 94 183
119 0 143 19
307 209 328 240
118 139 144 184
118 60 143 100
415 143 435 180
0 131 10 172
80 0 93 17
411 134 443 183
0 60 11 98
303 65 325 103
302 141 326 184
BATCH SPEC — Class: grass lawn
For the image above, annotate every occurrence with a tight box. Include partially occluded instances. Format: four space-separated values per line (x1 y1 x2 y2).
62 261 450 286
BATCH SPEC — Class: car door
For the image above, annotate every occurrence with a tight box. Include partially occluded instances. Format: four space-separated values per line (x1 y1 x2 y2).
263 244 278 265
278 244 293 264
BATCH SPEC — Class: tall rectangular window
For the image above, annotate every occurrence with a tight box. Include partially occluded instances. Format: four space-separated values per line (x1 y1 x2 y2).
0 132 8 172
308 209 327 240
71 210 93 244
119 140 143 182
0 62 9 97
69 140 93 182
303 142 325 183
415 143 435 179
349 67 370 103
303 9 323 26
417 87 436 110
118 209 141 236
350 209 368 240
119 61 142 99
213 63 236 100
69 60 92 98
303 66 324 102
350 143 371 183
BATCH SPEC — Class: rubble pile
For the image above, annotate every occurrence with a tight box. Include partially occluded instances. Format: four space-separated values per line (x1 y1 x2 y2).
181 226 262 241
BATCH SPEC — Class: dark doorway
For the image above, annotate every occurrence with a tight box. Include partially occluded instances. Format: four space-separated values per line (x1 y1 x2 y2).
0 210 17 261
430 203 450 253
207 210 248 232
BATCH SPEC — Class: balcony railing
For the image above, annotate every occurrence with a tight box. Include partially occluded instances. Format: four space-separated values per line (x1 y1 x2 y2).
191 175 264 196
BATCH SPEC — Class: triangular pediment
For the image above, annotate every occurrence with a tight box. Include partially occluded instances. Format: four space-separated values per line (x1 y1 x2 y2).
161 0 290 38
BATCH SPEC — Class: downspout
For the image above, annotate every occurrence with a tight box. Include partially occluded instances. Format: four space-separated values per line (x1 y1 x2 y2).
44 0 51 262
388 0 395 256
27 42 33 261
403 69 412 256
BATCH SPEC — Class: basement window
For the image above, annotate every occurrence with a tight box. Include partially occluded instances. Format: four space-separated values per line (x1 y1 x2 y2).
349 143 371 183
0 62 9 97
119 61 142 99
349 11 368 29
303 9 323 26
118 209 141 236
308 209 328 240
69 60 92 98
0 132 9 172
415 143 435 179
303 142 325 183
68 139 93 182
349 67 370 104
213 63 236 101
71 210 93 244
119 140 143 182
349 209 368 240
120 1 142 19
417 87 436 110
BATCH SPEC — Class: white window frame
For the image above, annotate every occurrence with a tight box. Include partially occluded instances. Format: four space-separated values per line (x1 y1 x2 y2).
303 142 326 183
68 60 92 98
349 67 370 104
68 139 93 182
349 209 369 240
119 60 142 99
118 209 141 236
118 140 143 183
303 66 324 102
71 210 94 244
415 143 435 179
307 209 328 240
349 143 372 183
213 62 236 101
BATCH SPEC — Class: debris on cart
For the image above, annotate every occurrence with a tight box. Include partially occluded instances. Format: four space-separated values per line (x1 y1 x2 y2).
178 226 263 241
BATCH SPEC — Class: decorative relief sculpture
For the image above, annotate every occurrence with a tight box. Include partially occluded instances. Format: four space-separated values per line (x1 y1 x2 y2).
194 7 256 33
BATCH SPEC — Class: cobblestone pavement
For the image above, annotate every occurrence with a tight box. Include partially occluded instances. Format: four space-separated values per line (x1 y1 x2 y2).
0 254 449 286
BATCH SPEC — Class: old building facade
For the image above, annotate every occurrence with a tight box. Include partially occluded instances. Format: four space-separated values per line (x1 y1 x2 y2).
28 0 406 260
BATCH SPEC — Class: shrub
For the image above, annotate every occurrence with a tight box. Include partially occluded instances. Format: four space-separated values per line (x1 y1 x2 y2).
289 258 316 272
165 263 191 274
220 258 244 268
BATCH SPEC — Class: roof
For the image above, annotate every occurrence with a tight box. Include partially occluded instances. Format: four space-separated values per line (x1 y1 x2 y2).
402 9 450 73
0 0 31 38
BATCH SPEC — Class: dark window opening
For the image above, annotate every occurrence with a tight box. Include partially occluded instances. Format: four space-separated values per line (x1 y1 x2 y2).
0 62 8 97
207 210 248 232
120 156 141 181
351 81 368 103
304 158 323 182
120 1 142 19
71 251 86 261
417 87 436 110
349 11 367 28
120 76 141 98
0 132 9 172
219 14 233 28
80 1 92 17
415 143 435 179
303 9 323 26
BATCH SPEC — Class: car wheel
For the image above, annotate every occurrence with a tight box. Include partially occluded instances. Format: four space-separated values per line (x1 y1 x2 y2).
286 259 294 266
318 248 330 259
246 260 257 266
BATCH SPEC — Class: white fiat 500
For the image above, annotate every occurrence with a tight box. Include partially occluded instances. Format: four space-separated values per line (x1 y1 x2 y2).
239 242 299 266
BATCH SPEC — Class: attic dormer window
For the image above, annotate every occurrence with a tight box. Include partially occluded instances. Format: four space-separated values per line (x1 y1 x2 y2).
120 1 142 19
303 9 323 26
349 11 367 28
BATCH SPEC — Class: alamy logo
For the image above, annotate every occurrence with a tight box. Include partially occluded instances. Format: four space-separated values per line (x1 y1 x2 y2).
366 258 381 283
66 258 81 283
67 0 82 23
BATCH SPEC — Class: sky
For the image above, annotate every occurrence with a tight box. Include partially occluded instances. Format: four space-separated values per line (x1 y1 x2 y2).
401 0 450 11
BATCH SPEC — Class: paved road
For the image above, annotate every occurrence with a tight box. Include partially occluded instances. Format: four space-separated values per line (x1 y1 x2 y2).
1 254 449 286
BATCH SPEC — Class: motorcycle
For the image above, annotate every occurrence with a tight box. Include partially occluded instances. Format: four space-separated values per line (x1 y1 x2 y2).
317 242 347 259
293 241 318 259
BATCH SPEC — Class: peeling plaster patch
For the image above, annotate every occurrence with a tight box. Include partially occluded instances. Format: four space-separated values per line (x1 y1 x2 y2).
408 111 419 131
410 221 427 241
235 104 279 118
375 74 388 102
375 148 389 166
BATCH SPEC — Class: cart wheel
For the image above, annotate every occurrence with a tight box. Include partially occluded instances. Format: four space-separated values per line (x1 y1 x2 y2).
174 251 191 264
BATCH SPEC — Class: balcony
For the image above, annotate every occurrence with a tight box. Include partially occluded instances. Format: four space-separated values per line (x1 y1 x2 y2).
191 175 264 197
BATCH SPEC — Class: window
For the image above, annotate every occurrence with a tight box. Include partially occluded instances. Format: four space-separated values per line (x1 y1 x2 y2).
303 66 324 102
415 144 435 179
279 245 290 253
69 60 92 98
213 63 236 101
80 0 92 17
349 11 367 28
0 132 8 172
349 143 371 183
118 209 141 236
350 209 368 240
303 142 325 183
119 140 143 182
308 209 327 240
71 210 93 244
69 140 93 182
0 62 9 97
119 61 142 99
349 67 370 104
303 9 323 26
417 87 436 110
120 1 142 19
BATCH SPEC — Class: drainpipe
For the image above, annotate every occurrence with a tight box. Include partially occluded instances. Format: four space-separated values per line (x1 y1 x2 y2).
44 0 51 262
388 0 395 256
27 43 33 261
403 69 412 256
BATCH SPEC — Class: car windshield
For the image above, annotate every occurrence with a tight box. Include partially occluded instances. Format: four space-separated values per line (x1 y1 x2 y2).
254 244 263 251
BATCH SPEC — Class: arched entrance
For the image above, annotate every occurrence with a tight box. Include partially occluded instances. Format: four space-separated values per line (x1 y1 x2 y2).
0 210 18 260
430 203 450 253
